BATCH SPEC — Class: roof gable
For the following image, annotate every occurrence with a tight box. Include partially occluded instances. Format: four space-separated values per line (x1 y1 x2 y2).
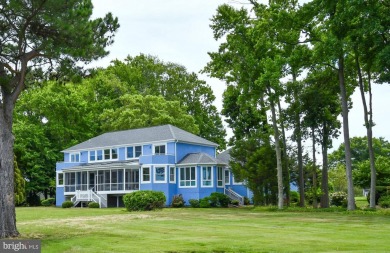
178 152 226 165
63 124 217 152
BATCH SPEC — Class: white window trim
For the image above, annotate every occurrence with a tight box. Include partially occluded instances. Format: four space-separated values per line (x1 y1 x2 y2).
88 148 119 162
179 166 197 188
201 166 213 188
69 152 80 163
141 166 151 183
126 145 143 160
169 167 176 183
154 166 167 183
57 172 64 187
153 143 167 155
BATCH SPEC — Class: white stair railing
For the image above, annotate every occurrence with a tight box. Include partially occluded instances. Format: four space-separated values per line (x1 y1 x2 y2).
71 189 104 208
225 187 244 205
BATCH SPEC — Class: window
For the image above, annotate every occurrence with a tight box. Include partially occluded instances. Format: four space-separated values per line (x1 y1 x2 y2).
70 153 80 162
154 167 166 183
154 144 166 155
142 167 150 183
179 167 196 187
97 150 103 161
224 170 230 185
217 167 223 187
135 146 142 157
202 166 212 187
111 148 118 159
169 167 176 183
126 147 134 159
57 172 64 186
89 151 96 162
104 149 110 160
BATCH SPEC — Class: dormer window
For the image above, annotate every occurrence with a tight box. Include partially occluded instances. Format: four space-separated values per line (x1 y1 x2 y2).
154 144 166 155
70 153 80 162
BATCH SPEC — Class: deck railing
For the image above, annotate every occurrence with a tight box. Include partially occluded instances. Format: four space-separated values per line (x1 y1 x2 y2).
224 187 244 205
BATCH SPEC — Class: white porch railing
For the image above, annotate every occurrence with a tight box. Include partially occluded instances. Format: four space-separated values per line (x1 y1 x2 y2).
224 187 244 205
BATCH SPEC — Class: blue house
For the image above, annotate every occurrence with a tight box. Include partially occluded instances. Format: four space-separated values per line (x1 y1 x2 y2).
55 124 250 207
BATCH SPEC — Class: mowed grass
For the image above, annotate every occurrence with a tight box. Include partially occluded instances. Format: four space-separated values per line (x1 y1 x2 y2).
16 206 390 253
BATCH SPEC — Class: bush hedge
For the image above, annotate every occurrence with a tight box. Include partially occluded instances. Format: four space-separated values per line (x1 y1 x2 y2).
189 199 200 208
123 190 166 211
41 198 55 206
88 202 100 208
171 194 185 208
62 201 74 208
330 192 347 207
209 192 230 207
379 195 390 208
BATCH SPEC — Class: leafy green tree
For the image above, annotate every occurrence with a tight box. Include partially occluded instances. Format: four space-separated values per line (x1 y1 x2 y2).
100 94 200 134
14 156 26 206
229 133 278 205
105 55 226 150
0 0 118 238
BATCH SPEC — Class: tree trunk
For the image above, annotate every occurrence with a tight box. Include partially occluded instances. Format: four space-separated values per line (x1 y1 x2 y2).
311 126 318 208
277 99 290 206
268 87 284 209
338 54 356 210
320 122 330 208
0 95 19 238
355 53 376 208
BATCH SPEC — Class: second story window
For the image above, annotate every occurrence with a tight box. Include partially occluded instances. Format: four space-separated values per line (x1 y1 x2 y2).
70 153 80 162
154 144 166 155
135 146 142 157
89 148 118 162
126 145 142 159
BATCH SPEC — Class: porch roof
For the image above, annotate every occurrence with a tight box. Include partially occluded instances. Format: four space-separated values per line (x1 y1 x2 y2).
177 152 227 165
61 161 140 172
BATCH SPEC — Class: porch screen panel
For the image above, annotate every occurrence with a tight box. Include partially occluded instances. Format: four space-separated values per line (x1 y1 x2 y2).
65 172 76 192
104 170 110 191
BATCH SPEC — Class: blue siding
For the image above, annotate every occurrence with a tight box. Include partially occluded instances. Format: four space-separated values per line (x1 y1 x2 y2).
81 151 88 163
64 153 70 162
143 144 152 155
56 187 65 206
56 162 83 171
118 147 126 160
139 155 175 164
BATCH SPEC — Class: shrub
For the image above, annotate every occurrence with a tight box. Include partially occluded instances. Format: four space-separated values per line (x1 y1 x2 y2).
367 186 389 205
123 190 166 211
231 200 239 206
330 192 347 207
209 192 230 207
290 191 299 204
88 202 100 208
171 194 185 208
199 197 211 208
244 196 250 205
62 201 74 208
41 198 55 206
189 199 200 208
379 195 390 208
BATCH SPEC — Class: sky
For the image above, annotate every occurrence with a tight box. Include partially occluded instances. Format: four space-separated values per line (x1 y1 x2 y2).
90 0 390 151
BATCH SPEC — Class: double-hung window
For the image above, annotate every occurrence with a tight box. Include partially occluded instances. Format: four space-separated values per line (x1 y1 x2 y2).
179 167 196 187
201 166 212 187
154 144 166 155
127 145 143 159
169 167 176 183
217 167 223 187
224 170 230 185
154 167 166 183
135 146 142 157
70 153 80 162
57 172 64 187
142 167 150 183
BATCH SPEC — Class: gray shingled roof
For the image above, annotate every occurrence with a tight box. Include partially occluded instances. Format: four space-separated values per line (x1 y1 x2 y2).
216 149 231 164
178 152 227 165
63 124 218 152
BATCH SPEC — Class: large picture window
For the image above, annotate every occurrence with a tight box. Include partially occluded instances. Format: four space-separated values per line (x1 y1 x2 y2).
179 167 196 187
154 167 166 183
202 166 212 187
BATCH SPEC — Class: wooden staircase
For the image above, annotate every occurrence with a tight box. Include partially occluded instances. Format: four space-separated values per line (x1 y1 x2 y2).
71 189 107 208
224 187 244 205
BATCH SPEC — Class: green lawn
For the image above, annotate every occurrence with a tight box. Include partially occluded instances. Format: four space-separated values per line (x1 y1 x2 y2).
16 206 390 253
